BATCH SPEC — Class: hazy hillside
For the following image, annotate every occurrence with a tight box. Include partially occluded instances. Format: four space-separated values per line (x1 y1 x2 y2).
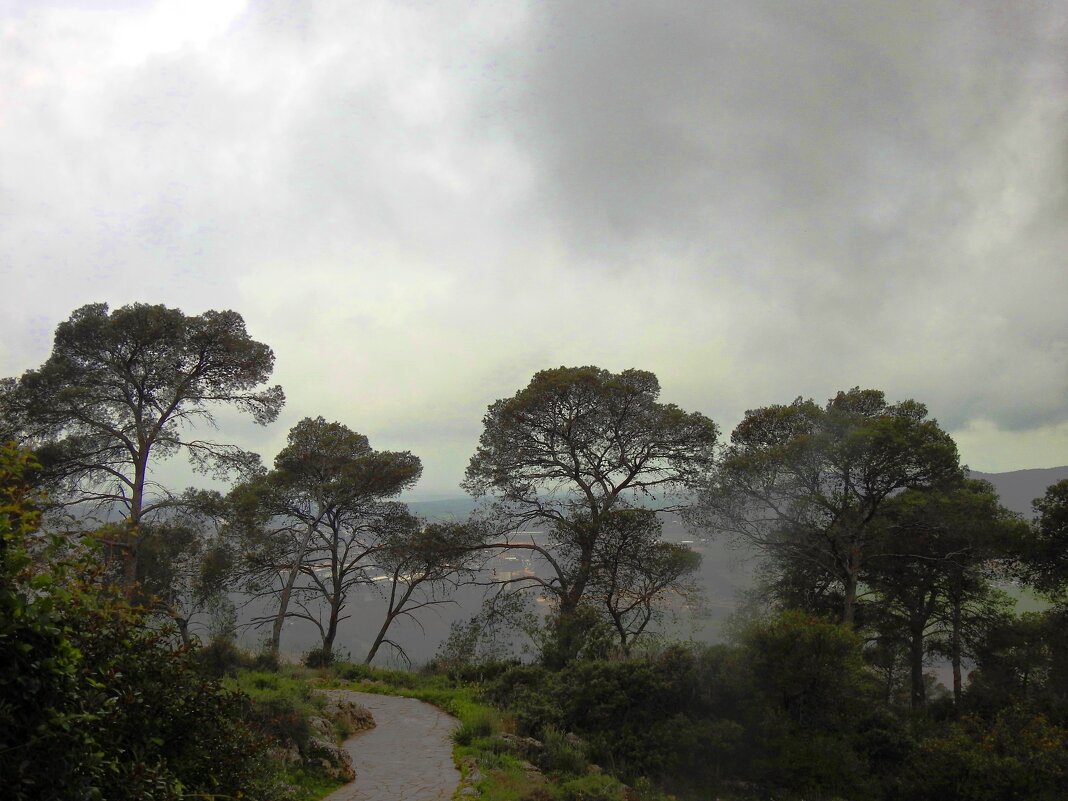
407 496 754 645
404 497 480 521
969 466 1068 517
253 469 1068 663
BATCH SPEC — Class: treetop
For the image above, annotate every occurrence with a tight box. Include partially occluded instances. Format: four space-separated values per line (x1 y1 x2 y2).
464 365 717 511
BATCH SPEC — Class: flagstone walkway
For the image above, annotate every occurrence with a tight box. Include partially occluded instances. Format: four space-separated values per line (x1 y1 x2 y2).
321 690 461 801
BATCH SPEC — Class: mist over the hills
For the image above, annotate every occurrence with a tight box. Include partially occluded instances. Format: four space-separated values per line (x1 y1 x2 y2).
251 465 1066 665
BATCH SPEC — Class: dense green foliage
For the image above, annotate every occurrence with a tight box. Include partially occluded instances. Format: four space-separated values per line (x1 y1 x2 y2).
225 670 324 750
484 617 892 798
0 444 319 801
1029 479 1068 597
471 621 1068 800
697 388 962 625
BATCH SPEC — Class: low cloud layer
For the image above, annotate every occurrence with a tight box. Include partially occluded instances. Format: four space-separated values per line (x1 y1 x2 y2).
2 0 1066 494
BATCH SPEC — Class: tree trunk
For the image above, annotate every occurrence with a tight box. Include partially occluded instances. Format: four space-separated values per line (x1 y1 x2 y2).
365 574 416 664
909 623 926 710
883 653 897 704
606 603 629 656
365 614 396 665
124 451 150 593
269 523 316 657
839 540 864 626
176 616 192 648
545 594 584 669
951 598 963 709
322 596 341 658
842 570 858 627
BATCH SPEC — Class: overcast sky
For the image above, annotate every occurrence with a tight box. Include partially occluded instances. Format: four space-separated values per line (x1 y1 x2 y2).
2 0 1066 498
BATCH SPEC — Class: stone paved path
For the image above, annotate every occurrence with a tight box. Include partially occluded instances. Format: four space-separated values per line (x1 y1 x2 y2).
322 691 460 801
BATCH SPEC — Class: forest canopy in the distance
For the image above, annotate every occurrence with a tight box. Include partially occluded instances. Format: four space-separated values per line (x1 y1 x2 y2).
4 300 1068 801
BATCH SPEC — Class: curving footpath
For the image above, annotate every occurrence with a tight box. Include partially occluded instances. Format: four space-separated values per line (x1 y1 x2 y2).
321 691 461 801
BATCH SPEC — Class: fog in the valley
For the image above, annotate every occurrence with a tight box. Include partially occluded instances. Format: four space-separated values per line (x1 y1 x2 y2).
233 503 757 666
245 464 1068 665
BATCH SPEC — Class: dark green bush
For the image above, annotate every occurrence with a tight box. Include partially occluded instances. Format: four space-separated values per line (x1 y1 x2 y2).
487 664 563 733
432 657 522 684
537 604 616 669
741 610 874 732
251 646 281 672
754 723 870 801
335 660 375 681
195 635 256 677
487 647 756 789
332 658 420 688
898 708 1068 801
537 726 589 777
303 645 335 667
452 707 497 745
68 595 290 801
227 670 321 750
0 445 292 801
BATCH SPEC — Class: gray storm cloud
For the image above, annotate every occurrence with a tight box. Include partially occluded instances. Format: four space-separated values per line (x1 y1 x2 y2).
0 0 1065 494
491 0 1068 431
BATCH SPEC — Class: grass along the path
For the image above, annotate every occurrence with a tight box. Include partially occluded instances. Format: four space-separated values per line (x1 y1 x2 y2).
312 662 632 801
225 669 349 801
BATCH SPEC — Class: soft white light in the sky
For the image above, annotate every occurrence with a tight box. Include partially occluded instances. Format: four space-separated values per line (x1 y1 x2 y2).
1 0 1065 496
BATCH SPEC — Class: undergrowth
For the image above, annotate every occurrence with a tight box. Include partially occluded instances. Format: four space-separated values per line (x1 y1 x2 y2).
312 660 631 801
225 668 345 800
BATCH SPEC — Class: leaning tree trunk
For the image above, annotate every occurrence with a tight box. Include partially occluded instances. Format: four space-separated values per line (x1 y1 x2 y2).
606 604 630 657
269 523 316 657
365 571 417 664
321 595 342 658
364 617 395 665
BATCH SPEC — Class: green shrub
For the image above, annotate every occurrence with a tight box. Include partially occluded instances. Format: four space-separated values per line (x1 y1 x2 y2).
488 664 563 733
741 610 873 732
754 724 868 801
252 648 281 672
0 445 292 801
487 646 757 788
303 645 335 668
538 727 589 777
537 604 615 669
334 658 421 688
518 789 556 801
227 670 321 750
435 658 522 684
452 726 476 746
629 776 674 801
336 660 376 681
557 773 626 801
196 635 255 677
900 708 1068 801
453 707 499 745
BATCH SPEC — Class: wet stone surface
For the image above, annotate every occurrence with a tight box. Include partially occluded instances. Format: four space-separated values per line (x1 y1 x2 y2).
321 691 461 801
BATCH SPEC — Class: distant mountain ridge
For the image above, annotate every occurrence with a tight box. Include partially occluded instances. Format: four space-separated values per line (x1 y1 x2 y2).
407 468 1068 522
969 466 1068 518
404 497 480 521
